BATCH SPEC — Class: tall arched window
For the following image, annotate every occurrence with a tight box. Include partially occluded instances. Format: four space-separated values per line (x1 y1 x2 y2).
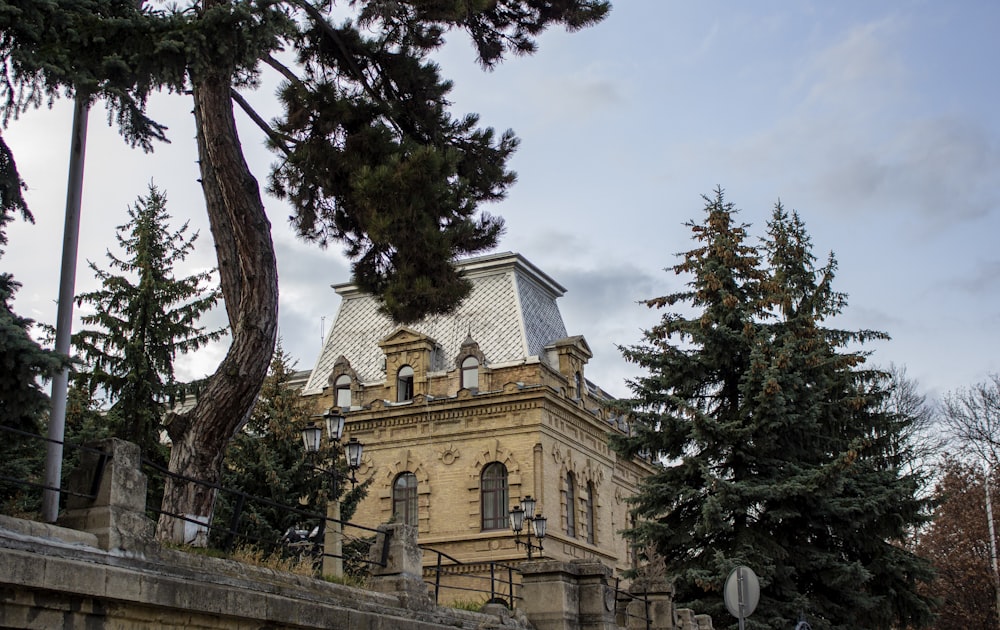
393 472 418 527
481 462 508 530
565 471 576 537
585 481 596 544
335 374 352 409
461 356 479 390
397 365 414 402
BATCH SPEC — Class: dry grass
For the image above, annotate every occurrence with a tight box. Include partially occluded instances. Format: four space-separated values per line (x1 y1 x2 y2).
229 545 317 576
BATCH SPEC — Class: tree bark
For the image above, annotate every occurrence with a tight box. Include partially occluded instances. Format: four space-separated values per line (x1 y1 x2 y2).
156 61 278 543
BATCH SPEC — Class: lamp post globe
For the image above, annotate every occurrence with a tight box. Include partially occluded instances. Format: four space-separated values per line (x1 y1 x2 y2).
323 409 345 442
532 514 547 540
300 423 323 454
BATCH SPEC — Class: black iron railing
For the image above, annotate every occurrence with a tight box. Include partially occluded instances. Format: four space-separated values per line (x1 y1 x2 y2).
0 423 387 576
0 424 111 508
420 545 521 609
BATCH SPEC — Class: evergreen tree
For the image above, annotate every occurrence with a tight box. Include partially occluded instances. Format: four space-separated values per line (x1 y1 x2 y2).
610 192 933 629
72 184 224 464
0 0 608 542
0 154 69 507
213 343 367 560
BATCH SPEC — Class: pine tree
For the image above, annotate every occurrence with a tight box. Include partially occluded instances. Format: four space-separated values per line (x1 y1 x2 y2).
610 193 933 629
0 0 609 542
212 343 321 552
0 152 69 507
72 184 225 464
213 343 368 560
608 188 767 617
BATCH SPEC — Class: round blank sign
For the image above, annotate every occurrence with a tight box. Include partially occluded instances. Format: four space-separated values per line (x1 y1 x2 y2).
723 566 760 619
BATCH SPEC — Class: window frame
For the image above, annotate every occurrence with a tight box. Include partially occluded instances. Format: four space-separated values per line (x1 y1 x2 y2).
565 471 576 537
585 481 596 545
461 355 480 390
334 374 352 409
480 462 509 531
392 471 419 527
397 365 414 402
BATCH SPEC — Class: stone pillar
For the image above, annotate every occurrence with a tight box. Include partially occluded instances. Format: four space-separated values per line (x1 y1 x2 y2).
628 577 678 630
520 559 580 630
58 438 154 551
676 608 696 630
694 613 713 629
322 498 343 578
573 560 618 630
367 522 431 610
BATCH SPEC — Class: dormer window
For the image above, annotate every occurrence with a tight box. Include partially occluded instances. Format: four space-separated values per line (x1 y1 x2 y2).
461 356 479 391
397 365 414 402
335 374 352 409
575 371 583 399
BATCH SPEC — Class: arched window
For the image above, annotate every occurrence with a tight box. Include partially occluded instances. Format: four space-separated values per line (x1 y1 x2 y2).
397 365 414 402
393 472 418 527
335 374 352 409
565 471 576 537
461 356 479 390
585 481 596 545
481 463 508 530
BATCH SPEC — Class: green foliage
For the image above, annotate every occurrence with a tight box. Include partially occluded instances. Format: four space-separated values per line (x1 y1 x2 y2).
609 189 934 630
447 598 486 612
0 0 608 324
72 184 224 464
0 147 69 507
212 343 330 553
212 344 374 568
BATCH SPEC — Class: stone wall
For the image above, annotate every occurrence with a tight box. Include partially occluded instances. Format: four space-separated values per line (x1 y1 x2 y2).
0 437 709 630
0 515 527 629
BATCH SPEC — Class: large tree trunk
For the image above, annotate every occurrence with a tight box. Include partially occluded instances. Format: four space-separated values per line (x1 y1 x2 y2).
156 62 278 543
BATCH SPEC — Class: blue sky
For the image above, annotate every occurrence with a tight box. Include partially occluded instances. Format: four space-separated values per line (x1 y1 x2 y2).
4 2 999 401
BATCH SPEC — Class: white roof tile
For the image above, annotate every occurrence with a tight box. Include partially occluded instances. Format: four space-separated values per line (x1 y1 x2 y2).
302 252 569 394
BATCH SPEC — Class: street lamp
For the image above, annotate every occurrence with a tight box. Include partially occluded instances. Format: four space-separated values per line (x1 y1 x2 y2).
510 495 546 559
300 409 364 577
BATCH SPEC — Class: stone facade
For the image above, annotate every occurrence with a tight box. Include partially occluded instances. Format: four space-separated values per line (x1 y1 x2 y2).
303 253 657 583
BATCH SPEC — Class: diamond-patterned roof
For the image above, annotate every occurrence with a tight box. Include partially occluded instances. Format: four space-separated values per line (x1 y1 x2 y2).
302 252 570 394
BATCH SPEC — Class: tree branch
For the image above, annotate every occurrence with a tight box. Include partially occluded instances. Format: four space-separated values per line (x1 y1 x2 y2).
229 88 293 156
263 54 301 86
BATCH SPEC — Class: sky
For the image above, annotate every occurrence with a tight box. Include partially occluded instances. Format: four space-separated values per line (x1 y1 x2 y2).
3 1 999 403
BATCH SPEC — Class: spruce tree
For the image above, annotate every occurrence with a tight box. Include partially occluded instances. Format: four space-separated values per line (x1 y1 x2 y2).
608 187 767 616
73 184 224 465
0 155 69 507
213 343 322 552
213 343 368 560
610 193 933 629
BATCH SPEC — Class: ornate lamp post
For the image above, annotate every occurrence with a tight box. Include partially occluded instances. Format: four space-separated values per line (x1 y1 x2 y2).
510 495 547 559
300 409 363 577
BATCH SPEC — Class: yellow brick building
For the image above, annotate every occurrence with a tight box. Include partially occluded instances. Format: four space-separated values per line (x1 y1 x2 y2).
301 252 654 583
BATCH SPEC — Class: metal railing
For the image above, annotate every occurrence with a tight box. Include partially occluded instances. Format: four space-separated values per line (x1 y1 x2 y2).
610 576 652 630
420 545 521 609
0 424 387 577
141 457 387 575
0 424 111 508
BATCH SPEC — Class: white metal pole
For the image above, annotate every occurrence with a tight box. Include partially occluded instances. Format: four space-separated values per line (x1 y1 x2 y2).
984 468 1000 630
41 94 89 522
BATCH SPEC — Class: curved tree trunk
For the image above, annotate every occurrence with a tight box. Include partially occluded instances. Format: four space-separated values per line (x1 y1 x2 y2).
156 61 278 543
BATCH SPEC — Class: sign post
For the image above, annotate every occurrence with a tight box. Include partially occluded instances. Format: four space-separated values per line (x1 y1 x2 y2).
723 565 760 630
